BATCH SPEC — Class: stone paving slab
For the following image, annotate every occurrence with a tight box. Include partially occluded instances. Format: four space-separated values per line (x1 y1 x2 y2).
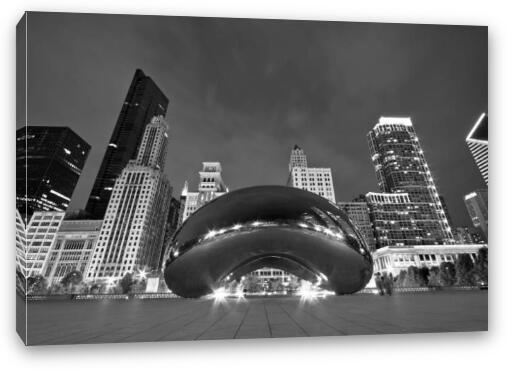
20 290 488 346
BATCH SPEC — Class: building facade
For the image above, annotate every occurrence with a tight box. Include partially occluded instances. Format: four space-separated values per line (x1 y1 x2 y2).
25 211 65 277
86 69 169 219
287 145 336 203
16 209 27 277
466 113 488 185
373 244 487 277
337 201 376 252
249 268 292 289
367 117 454 247
42 219 102 285
178 162 228 225
16 126 90 222
453 226 485 244
86 116 172 281
464 189 488 241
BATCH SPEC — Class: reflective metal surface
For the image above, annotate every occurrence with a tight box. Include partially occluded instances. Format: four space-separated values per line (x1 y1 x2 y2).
164 186 373 298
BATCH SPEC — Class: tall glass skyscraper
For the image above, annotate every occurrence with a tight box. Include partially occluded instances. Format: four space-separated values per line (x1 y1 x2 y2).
86 69 169 219
16 126 90 222
466 112 488 186
367 117 454 247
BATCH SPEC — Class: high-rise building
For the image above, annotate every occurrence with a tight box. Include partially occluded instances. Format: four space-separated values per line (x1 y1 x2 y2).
439 195 454 227
337 201 376 252
16 209 27 277
466 113 488 186
86 116 172 281
366 192 434 248
178 162 228 225
86 69 169 219
367 117 454 246
287 145 336 203
453 226 485 245
464 189 488 241
16 126 90 222
42 219 102 285
24 211 65 277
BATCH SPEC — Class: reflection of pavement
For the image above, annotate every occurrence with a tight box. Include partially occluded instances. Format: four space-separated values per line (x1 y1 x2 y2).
21 291 487 345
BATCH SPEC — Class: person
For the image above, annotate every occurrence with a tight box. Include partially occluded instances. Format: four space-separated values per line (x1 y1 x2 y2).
383 272 394 296
374 273 384 295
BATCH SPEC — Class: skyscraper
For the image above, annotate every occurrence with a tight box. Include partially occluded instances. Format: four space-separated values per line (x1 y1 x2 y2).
287 145 336 203
178 162 228 225
16 126 90 222
464 189 488 241
16 209 27 277
439 195 454 227
86 116 172 281
367 117 454 246
466 112 488 185
365 192 432 248
453 226 485 245
86 69 169 219
337 201 376 252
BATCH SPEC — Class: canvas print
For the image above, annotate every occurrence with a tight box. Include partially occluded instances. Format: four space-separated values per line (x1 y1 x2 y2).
16 12 488 346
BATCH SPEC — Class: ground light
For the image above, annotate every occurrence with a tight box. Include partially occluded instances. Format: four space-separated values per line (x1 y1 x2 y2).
211 287 228 304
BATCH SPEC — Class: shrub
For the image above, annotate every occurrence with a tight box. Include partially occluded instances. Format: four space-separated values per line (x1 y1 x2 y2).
439 262 456 286
455 254 475 286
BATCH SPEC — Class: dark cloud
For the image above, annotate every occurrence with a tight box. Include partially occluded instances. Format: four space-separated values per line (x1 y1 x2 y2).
20 12 487 226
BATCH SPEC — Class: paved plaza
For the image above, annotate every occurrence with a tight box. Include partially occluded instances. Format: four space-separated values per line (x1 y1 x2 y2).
20 290 487 345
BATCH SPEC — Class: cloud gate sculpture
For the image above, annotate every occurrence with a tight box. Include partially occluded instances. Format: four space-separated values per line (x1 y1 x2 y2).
164 186 373 298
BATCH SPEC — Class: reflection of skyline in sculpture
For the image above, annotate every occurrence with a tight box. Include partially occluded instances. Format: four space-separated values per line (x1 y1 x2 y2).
164 186 373 298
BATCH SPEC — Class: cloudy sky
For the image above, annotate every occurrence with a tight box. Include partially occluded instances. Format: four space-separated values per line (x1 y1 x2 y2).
19 12 487 226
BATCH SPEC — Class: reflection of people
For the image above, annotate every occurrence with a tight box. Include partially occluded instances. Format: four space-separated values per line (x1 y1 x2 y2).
374 273 384 295
383 273 394 296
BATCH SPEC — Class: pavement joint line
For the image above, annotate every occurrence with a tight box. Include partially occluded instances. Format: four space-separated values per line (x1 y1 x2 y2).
232 303 251 339
286 301 348 335
318 298 386 334
194 305 238 340
262 300 273 338
117 303 209 342
277 301 310 337
155 303 218 341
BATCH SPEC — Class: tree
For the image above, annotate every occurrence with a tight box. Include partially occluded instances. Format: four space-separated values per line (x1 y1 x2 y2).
417 267 430 286
395 269 407 287
242 275 261 293
405 266 421 287
474 247 488 284
60 270 83 293
119 273 135 294
427 266 440 287
439 262 456 286
268 278 284 293
27 275 47 295
455 254 475 286
132 278 147 293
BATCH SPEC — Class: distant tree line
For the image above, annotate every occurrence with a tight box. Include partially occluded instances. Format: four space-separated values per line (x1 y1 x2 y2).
394 247 488 288
23 271 149 296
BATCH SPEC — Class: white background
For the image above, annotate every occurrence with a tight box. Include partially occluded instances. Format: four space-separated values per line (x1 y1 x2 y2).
1 1 505 368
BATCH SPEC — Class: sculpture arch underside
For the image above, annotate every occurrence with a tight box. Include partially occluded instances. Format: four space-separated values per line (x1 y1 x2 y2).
164 186 373 298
